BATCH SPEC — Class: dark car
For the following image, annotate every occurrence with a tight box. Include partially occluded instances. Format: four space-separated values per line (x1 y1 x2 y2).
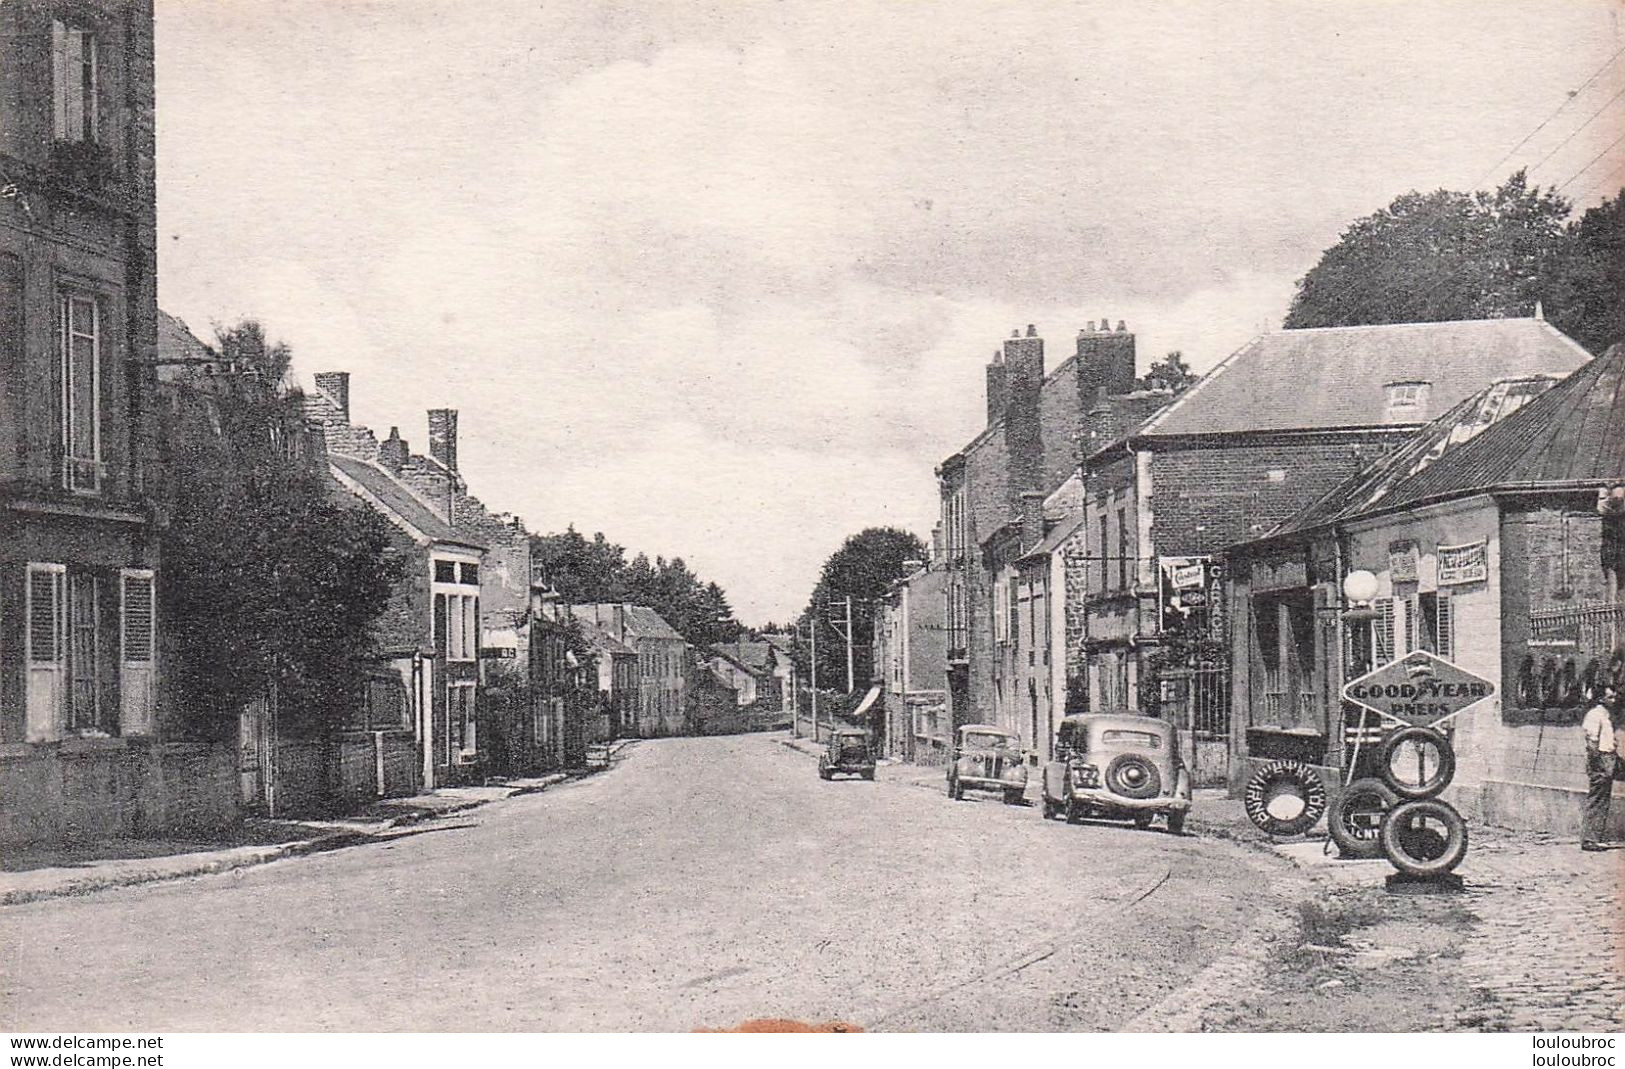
1040 712 1190 833
819 727 875 780
946 724 1029 804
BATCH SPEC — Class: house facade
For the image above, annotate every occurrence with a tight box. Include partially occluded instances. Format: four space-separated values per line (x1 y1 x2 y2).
0 2 239 844
874 559 949 762
935 321 1169 762
579 616 637 739
1077 317 1592 784
575 604 687 737
1227 345 1622 837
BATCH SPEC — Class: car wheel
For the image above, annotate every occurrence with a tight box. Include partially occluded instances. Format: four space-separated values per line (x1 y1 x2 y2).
1242 760 1328 837
1328 777 1399 859
1003 788 1023 806
862 769 875 781
1105 754 1162 800
819 768 831 781
1065 800 1084 824
1165 810 1186 835
1379 798 1468 877
1042 797 1057 820
1133 811 1156 829
951 778 964 801
1377 726 1456 800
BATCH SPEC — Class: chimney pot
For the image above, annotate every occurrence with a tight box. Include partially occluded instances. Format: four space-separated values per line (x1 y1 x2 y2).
1116 320 1127 332
1085 321 1095 333
1011 329 1020 339
1026 324 1037 338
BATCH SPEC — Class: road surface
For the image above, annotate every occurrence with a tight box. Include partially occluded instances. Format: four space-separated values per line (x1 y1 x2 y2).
0 734 1294 1031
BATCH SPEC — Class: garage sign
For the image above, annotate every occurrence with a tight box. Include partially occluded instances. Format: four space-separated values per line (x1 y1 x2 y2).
1342 649 1495 727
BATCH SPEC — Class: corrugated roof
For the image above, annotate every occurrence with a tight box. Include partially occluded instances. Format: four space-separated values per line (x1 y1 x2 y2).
331 453 482 548
1365 342 1625 513
1139 318 1590 437
1270 375 1562 537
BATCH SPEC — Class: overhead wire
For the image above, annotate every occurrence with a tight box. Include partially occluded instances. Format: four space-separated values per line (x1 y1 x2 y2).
1469 42 1625 191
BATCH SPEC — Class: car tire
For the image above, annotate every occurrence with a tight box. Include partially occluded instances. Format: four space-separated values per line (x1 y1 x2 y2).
1042 796 1057 820
1105 754 1162 800
1379 798 1468 877
1327 777 1398 859
862 769 875 781
951 779 964 801
1003 788 1023 806
1377 726 1456 800
1133 811 1156 829
1242 760 1328 837
1165 810 1186 835
1065 800 1084 824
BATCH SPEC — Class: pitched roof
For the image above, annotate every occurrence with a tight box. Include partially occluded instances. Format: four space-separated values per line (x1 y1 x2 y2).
1361 342 1625 514
1138 318 1590 438
713 641 778 672
579 621 635 657
157 310 213 364
625 605 685 642
330 453 482 548
1269 374 1562 537
1019 510 1088 561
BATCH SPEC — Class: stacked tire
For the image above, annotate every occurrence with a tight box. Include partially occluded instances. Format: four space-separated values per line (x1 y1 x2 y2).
1366 725 1468 877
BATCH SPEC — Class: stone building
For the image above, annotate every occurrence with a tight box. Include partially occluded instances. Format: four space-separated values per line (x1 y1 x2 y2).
0 2 239 844
874 560 950 762
1226 344 1622 837
574 604 688 737
1078 316 1592 785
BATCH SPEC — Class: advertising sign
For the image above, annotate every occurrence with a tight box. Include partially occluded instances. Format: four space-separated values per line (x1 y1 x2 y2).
1437 540 1487 585
1388 541 1419 584
1341 649 1495 727
1158 556 1211 636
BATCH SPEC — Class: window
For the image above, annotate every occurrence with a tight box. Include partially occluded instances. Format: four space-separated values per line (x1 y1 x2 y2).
431 557 479 661
67 571 102 732
52 20 99 144
1410 591 1454 660
459 562 479 585
1117 508 1129 590
448 684 476 761
1099 517 1109 592
58 292 101 493
434 560 457 583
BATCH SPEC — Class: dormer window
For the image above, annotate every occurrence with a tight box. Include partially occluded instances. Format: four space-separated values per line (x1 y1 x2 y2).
1384 380 1431 423
51 19 100 144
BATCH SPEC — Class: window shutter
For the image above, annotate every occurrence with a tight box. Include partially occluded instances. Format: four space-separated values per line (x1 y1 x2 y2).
1373 597 1396 666
25 564 66 742
119 569 156 735
1403 594 1418 653
1436 592 1454 662
51 21 68 140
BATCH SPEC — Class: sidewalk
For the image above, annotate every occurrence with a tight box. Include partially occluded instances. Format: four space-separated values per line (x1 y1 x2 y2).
0 739 637 908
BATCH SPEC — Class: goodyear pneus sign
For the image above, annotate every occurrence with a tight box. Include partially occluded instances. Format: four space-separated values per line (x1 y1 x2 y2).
1342 649 1495 727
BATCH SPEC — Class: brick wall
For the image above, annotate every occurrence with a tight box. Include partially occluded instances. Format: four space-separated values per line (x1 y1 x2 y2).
1149 433 1395 555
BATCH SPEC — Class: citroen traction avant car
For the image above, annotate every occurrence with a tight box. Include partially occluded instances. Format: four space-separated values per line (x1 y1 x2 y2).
819 726 876 780
947 724 1029 804
1040 712 1190 833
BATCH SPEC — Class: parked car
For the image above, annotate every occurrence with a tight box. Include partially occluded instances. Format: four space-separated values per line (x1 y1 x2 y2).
947 724 1028 804
819 727 875 780
1040 712 1190 833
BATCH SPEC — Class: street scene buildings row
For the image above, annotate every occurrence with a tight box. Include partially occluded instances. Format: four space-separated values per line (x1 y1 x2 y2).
0 0 792 843
875 316 1623 840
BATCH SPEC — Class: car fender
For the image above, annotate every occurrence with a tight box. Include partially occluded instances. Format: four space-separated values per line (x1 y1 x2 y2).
1042 761 1068 803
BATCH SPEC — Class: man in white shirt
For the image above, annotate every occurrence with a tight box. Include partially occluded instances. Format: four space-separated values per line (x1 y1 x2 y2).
1581 683 1618 851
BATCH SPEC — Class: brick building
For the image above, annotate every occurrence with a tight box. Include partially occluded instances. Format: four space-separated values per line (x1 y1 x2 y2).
0 2 239 844
935 321 1170 757
873 560 949 762
1226 344 1622 838
574 604 687 737
1078 316 1592 784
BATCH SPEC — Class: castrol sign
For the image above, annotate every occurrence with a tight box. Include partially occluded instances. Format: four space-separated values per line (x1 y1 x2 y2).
1342 649 1495 727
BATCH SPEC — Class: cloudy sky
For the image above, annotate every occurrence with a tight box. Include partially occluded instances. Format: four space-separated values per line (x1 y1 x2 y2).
153 0 1624 624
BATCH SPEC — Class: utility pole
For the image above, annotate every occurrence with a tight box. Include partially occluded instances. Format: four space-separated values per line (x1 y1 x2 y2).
810 615 820 742
844 595 855 695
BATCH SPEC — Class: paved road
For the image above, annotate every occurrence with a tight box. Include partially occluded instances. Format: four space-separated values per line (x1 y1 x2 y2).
0 735 1293 1032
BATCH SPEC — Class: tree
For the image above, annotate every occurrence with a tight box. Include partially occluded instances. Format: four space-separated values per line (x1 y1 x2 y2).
529 531 741 645
1136 351 1197 393
796 526 927 695
1285 172 1623 353
214 319 293 386
162 323 404 741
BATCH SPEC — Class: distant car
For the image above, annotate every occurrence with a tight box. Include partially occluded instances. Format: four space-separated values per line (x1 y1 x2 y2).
1040 712 1190 833
947 724 1029 804
819 727 875 780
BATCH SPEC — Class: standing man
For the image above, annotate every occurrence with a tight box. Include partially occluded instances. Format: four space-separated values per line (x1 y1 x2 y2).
1581 682 1618 852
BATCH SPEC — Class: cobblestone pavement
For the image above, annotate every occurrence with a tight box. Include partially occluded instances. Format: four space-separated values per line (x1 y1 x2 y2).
1442 830 1625 1032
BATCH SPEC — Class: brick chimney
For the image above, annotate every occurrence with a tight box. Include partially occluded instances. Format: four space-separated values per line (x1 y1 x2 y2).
1076 319 1137 412
379 426 409 472
313 372 350 420
985 350 1009 426
1003 326 1045 508
427 408 458 471
1020 491 1046 552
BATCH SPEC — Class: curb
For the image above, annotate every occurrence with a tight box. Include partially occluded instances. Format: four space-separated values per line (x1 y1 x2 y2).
0 759 611 909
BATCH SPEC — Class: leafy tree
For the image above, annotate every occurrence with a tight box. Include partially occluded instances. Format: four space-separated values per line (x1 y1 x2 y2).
162 323 404 741
214 319 294 386
1285 171 1623 353
1136 351 1197 392
530 531 740 646
796 526 927 694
